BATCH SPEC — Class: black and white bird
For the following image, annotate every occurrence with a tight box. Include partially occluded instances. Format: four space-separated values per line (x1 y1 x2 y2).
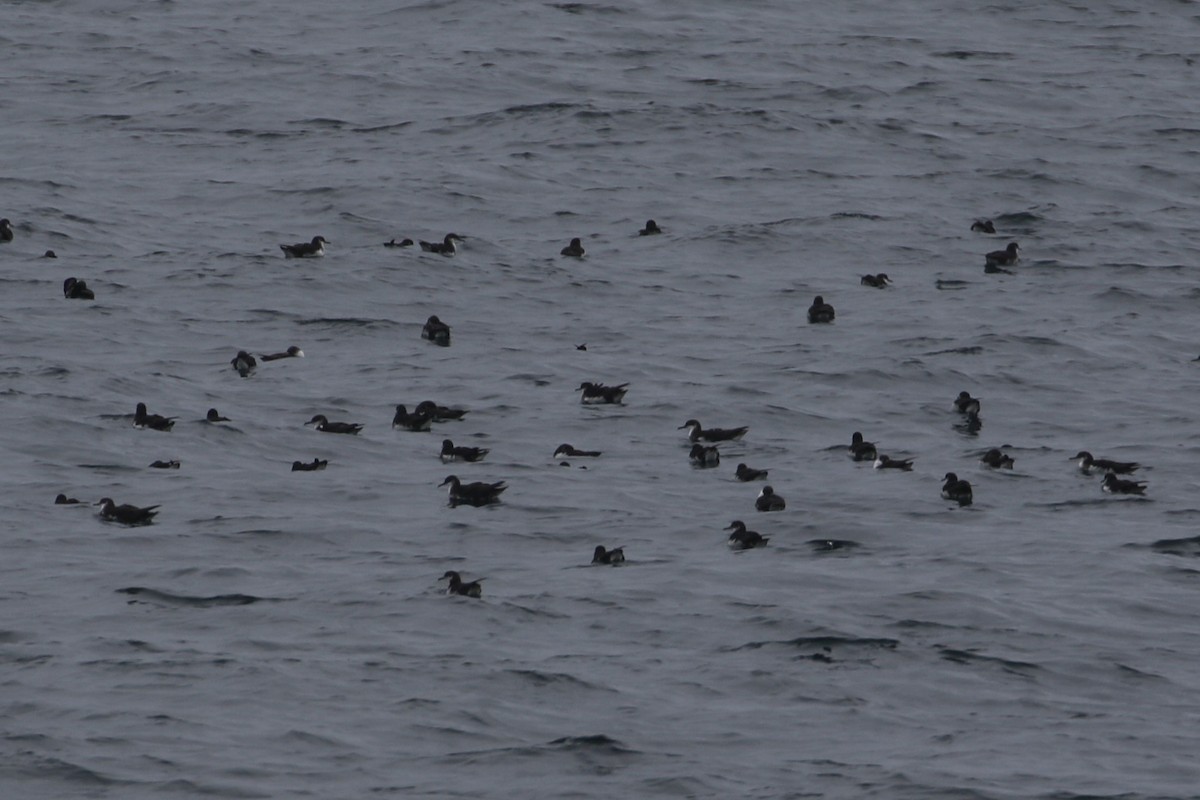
260 346 304 361
419 233 463 255
439 475 507 507
279 235 328 258
971 219 996 234
422 315 451 346
306 414 363 435
442 570 483 597
954 391 981 415
134 402 175 431
96 497 160 526
755 486 786 512
679 419 748 443
578 382 629 404
592 545 626 565
980 448 1014 469
440 439 489 463
941 472 973 505
874 455 913 471
231 350 257 377
689 443 721 468
0 218 13 242
726 520 769 549
392 404 433 432
849 431 877 462
984 242 1019 268
1102 472 1147 495
860 273 891 288
1074 451 1140 475
63 277 95 299
807 295 836 323
291 459 328 472
735 463 768 481
554 444 601 458
415 401 468 422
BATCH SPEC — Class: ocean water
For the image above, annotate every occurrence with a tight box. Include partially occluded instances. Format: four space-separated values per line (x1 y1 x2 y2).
3 0 1200 797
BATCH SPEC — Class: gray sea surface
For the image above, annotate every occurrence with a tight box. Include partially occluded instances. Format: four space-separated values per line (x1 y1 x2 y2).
3 0 1200 797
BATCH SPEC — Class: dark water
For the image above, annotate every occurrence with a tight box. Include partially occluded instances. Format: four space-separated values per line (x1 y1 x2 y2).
3 1 1200 797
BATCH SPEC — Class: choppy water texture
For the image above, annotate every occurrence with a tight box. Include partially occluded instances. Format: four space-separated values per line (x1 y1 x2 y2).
3 1 1200 797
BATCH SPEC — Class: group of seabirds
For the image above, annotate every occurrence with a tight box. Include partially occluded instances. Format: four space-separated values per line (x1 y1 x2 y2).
8 214 1151 599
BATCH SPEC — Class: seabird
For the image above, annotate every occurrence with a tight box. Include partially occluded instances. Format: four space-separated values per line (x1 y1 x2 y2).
755 486 786 512
941 472 973 505
971 220 996 234
149 460 180 469
1074 451 1140 475
306 414 363 434
439 475 507 507
735 463 768 481
415 400 468 422
639 220 662 236
0 218 13 242
860 273 891 288
392 404 433 432
954 391 981 415
874 455 913 471
726 520 769 549
679 419 748 443
55 493 82 505
441 439 489 463
43 250 57 258
96 497 160 526
980 448 1014 469
291 458 328 471
689 443 721 467
231 350 257 377
578 381 629 404
442 570 483 597
985 242 1019 267
1102 472 1147 495
260 346 304 361
62 277 94 300
134 402 175 431
807 295 836 323
419 233 462 255
849 431 877 462
560 237 585 257
384 238 414 248
206 408 230 422
279 235 328 258
554 444 601 457
422 315 451 346
592 545 625 564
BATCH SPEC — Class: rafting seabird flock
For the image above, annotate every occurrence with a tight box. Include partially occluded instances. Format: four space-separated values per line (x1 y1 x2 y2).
8 215 1151 599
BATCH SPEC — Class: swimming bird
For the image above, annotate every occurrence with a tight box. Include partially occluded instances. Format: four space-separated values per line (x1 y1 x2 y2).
1074 451 1140 475
639 220 662 236
259 346 304 361
422 315 451 346
439 475 507 507
62 277 94 299
849 431 877 462
392 404 433 432
592 545 625 564
954 391 981 415
206 408 230 422
279 235 328 258
0 218 12 242
679 419 748 443
941 472 973 505
578 381 629 404
96 497 160 526
755 486 786 512
384 238 414 248
735 463 768 481
807 295 836 323
1102 472 1147 495
554 444 601 458
55 493 82 505
231 350 257 377
149 460 180 469
442 570 483 597
981 448 1014 469
971 219 996 234
441 439 489 463
689 443 721 467
44 250 57 258
291 458 328 471
306 414 363 434
419 233 462 255
860 273 891 288
560 237 585 257
874 455 913 471
726 520 769 549
415 400 468 422
576 343 587 351
134 402 175 431
985 242 1020 267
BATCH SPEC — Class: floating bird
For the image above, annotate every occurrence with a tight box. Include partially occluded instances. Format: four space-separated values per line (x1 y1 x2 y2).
860 273 891 288
941 472 973 505
0 218 13 242
96 497 160 526
206 408 230 423
1074 451 1140 475
689 443 721 467
592 545 626 564
384 238 413 248
149 460 180 469
576 343 587 351
954 391 981 415
291 458 328 471
279 235 328 258
807 295 836 323
985 242 1020 267
849 431 877 462
442 570 483 597
639 219 662 236
560 237 585 257
874 455 913 471
439 475 507 507
55 493 82 505
422 315 451 346
578 381 629 404
554 444 601 458
419 233 462 255
1102 472 1147 495
980 448 1014 469
231 350 257 377
971 219 996 234
44 250 57 258
679 419 748 443
415 400 468 422
134 402 175 431
62 277 94 299
755 486 786 512
260 346 304 361
441 439 489 463
306 414 363 435
726 520 769 549
735 463 768 481
392 404 433 432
